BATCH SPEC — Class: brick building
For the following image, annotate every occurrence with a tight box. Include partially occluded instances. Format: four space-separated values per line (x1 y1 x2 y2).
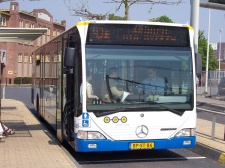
213 42 225 70
0 2 65 84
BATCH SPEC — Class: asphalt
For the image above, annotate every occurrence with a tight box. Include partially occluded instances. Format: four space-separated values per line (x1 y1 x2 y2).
0 97 224 168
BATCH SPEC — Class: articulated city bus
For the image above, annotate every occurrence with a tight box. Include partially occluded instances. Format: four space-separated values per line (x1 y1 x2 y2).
32 20 201 152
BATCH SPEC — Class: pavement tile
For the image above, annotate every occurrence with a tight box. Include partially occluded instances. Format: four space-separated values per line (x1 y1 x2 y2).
195 95 225 163
0 99 80 168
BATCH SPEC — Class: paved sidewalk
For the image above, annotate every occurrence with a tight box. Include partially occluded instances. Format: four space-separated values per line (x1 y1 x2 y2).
193 95 225 163
0 99 80 168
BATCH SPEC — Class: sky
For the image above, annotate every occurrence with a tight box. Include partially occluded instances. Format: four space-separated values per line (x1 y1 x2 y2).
0 0 225 44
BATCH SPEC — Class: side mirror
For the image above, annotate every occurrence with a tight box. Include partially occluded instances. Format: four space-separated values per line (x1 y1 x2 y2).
64 47 75 67
195 53 202 75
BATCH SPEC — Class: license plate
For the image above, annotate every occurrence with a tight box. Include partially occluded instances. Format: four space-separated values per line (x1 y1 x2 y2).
130 142 154 149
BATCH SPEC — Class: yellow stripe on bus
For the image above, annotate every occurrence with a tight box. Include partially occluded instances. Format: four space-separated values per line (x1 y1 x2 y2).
76 21 90 26
188 26 194 30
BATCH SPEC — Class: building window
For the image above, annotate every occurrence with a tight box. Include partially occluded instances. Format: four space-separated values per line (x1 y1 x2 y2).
0 50 6 64
53 30 56 37
19 20 23 28
36 54 40 61
24 54 28 62
25 22 29 28
29 55 32 63
47 28 50 35
30 23 34 28
1 17 6 26
18 53 22 62
54 54 61 62
46 54 50 62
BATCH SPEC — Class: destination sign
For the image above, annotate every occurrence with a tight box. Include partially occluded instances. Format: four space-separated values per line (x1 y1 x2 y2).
86 23 190 47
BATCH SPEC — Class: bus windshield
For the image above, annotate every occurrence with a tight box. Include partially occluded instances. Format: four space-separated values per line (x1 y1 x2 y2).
85 45 194 113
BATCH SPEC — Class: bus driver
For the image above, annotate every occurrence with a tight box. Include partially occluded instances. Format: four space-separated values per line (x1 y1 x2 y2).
139 68 165 94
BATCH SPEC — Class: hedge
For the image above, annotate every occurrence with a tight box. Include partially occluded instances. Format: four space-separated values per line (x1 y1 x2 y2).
14 77 32 84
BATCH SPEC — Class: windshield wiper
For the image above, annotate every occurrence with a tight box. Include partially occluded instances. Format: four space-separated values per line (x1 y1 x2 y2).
124 101 184 116
145 101 184 116
94 102 184 117
95 107 137 117
94 101 159 117
158 104 184 116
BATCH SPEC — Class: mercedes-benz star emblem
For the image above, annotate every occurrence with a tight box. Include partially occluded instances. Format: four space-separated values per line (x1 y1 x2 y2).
136 125 148 138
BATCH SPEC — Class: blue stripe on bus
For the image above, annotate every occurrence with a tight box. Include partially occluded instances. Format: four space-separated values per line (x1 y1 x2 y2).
75 136 196 152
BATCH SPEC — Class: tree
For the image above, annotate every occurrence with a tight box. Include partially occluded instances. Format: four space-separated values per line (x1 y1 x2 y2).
149 15 173 23
63 0 108 20
108 14 126 20
198 30 218 71
106 0 183 20
64 0 184 20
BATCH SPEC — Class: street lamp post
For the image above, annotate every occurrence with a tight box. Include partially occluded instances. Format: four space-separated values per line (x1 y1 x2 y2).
205 9 210 94
219 29 222 83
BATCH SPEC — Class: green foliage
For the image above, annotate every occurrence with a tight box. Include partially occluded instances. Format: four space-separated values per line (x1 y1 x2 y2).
14 77 20 84
23 77 32 84
108 14 127 20
14 77 32 84
149 15 173 23
198 30 218 71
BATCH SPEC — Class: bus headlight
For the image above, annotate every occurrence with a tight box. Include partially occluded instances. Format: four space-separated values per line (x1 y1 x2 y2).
77 131 106 140
175 128 195 137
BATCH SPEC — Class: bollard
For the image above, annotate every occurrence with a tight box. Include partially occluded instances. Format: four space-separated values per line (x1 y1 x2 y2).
211 113 216 140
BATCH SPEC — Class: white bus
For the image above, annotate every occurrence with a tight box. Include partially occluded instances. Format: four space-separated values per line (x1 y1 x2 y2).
32 20 201 152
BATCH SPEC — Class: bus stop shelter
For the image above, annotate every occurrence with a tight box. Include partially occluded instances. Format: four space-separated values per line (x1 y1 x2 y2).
0 28 47 42
0 27 47 123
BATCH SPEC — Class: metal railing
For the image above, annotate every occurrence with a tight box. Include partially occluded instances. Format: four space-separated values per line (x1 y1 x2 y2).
197 70 225 97
197 107 225 140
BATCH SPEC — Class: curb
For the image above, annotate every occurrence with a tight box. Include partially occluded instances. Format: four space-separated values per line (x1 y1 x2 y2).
197 101 224 111
190 143 225 163
197 101 225 112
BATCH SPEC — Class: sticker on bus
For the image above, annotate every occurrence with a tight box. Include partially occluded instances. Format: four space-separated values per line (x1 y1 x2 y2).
82 119 89 127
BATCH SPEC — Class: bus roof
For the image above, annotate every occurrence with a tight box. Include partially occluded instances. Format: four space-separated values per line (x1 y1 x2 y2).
76 20 192 29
